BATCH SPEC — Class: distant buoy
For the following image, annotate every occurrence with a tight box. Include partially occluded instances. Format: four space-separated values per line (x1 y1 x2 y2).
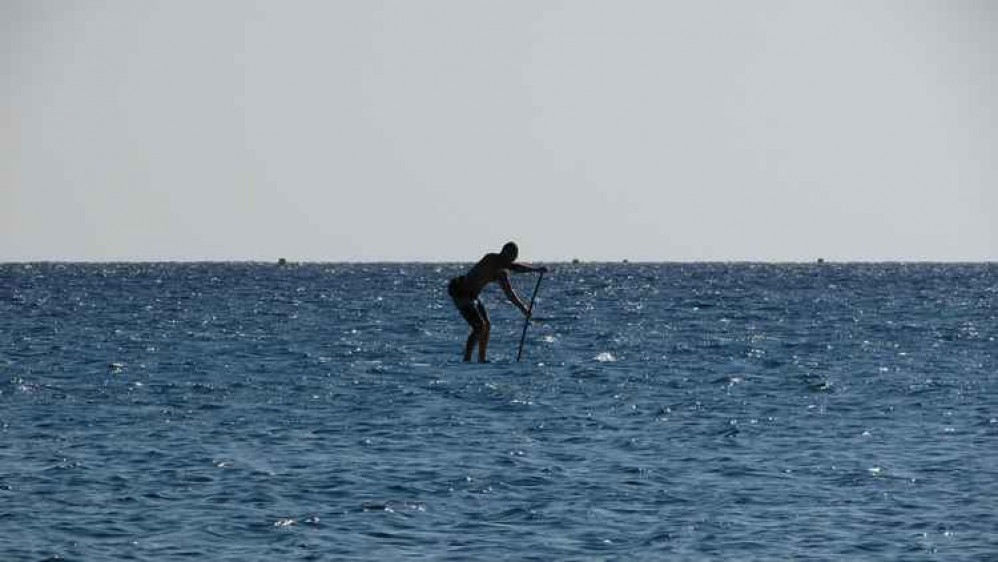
277 258 287 266
817 258 825 264
572 258 580 264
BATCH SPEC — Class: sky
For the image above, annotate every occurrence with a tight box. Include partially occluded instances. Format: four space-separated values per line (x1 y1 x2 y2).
2 0 996 262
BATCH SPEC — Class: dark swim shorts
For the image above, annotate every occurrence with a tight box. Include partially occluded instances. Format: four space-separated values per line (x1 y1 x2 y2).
448 276 489 331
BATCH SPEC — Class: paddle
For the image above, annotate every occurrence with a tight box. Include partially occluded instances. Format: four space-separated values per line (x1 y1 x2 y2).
516 271 545 362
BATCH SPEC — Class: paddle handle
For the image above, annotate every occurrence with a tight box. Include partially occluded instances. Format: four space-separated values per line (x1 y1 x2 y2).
516 271 545 362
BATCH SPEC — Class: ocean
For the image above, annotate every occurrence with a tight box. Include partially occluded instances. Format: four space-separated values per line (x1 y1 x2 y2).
1 262 996 561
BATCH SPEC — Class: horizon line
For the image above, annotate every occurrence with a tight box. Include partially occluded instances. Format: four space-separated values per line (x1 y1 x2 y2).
2 259 995 265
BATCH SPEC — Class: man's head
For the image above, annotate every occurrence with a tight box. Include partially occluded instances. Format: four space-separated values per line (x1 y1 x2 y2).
500 241 519 263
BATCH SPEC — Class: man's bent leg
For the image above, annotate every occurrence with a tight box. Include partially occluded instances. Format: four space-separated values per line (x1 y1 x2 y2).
478 325 489 362
455 296 484 362
476 302 491 363
464 331 477 362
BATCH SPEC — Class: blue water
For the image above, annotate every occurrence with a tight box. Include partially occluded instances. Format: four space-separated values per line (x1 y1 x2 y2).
2 263 996 561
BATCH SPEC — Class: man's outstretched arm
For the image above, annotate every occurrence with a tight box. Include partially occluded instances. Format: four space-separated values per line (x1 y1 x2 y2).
509 263 548 274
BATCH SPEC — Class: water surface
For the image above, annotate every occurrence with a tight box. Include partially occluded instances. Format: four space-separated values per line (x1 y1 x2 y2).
2 263 996 560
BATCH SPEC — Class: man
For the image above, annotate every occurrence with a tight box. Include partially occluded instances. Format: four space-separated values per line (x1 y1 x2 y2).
448 242 547 362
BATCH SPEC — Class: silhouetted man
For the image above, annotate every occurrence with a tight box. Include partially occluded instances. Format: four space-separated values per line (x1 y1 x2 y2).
448 242 547 362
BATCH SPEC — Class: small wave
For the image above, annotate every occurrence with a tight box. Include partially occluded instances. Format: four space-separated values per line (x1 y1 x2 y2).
273 515 320 527
361 501 426 514
594 352 616 363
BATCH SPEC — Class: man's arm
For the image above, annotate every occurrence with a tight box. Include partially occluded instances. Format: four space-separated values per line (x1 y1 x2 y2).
498 271 530 316
508 262 548 274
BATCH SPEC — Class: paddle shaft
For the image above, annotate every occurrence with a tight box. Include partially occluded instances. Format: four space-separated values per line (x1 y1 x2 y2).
516 271 545 362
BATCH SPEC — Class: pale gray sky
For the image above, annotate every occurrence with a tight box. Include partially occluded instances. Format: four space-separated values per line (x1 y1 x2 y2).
3 1 996 261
